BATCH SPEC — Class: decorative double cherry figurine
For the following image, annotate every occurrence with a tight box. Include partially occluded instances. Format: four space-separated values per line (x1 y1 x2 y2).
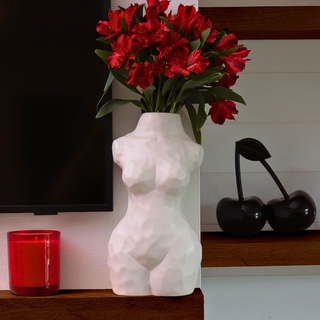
216 138 316 236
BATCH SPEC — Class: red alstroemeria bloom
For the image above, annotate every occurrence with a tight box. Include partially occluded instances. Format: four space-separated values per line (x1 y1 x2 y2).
157 30 190 57
171 49 210 76
131 19 167 51
127 61 154 89
147 0 170 11
153 47 177 77
214 33 238 51
219 46 250 75
146 0 169 19
215 34 250 75
167 13 183 32
107 34 135 70
123 4 140 35
194 16 218 43
214 73 239 88
208 99 238 125
177 4 201 35
96 10 123 39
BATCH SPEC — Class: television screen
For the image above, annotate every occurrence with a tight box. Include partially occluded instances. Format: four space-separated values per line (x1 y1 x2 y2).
0 0 113 214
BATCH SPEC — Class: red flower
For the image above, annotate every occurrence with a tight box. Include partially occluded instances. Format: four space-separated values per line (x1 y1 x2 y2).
147 0 170 11
219 47 250 75
214 33 238 51
171 49 210 76
107 34 135 70
131 19 167 52
208 99 238 124
194 16 218 43
96 10 123 39
214 33 250 75
177 4 201 35
127 61 154 89
153 47 176 77
146 0 170 19
214 73 239 88
123 4 140 35
157 30 190 57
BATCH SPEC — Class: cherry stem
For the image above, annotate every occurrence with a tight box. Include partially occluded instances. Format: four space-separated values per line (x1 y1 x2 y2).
235 147 244 201
260 159 289 199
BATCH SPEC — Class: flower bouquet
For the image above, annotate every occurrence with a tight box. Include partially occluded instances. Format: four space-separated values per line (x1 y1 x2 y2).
95 0 250 143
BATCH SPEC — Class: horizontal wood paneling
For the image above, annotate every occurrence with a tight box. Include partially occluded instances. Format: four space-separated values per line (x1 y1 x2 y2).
239 40 320 73
199 6 320 39
201 123 320 174
200 171 320 230
201 231 320 267
205 73 320 124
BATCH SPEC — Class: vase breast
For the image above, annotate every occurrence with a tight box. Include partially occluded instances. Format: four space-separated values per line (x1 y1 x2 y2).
108 112 204 296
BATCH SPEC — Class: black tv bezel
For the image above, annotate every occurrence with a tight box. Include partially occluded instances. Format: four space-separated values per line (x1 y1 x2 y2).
0 0 113 215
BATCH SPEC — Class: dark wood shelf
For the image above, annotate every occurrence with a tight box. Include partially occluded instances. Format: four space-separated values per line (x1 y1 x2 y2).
0 288 204 320
199 6 320 39
201 231 320 267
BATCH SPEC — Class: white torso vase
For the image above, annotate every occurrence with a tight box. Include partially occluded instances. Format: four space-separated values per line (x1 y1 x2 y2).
109 112 204 296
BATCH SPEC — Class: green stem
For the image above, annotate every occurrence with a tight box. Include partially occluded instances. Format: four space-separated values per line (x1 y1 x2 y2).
155 74 162 112
164 75 181 112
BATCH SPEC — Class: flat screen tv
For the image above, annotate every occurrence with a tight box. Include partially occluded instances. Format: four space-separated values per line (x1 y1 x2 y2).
0 0 113 214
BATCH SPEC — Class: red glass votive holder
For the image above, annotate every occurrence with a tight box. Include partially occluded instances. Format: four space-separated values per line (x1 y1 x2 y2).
7 230 60 296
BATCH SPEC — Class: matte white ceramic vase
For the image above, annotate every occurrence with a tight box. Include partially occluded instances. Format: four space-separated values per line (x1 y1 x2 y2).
108 112 204 296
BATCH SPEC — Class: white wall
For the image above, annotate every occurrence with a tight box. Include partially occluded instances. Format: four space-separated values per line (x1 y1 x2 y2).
200 1 320 319
201 39 320 231
0 0 201 290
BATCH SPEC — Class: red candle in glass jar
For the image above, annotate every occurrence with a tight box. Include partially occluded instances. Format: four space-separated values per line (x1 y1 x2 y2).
7 230 60 296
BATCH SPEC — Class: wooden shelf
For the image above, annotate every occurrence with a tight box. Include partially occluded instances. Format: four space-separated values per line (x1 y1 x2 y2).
0 288 204 320
201 231 320 267
199 6 320 39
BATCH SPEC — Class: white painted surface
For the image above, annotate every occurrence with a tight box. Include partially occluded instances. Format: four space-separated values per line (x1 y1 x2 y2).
202 275 320 320
201 39 320 232
0 0 201 290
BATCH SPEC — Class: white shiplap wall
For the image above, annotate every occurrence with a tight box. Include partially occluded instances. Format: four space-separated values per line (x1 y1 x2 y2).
201 40 320 231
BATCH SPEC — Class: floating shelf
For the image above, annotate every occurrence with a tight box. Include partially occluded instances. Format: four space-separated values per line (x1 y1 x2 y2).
201 231 320 267
0 288 204 320
199 6 320 39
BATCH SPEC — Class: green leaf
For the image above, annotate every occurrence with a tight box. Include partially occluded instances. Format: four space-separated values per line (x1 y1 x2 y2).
212 29 226 47
118 6 126 11
96 71 115 112
190 39 201 52
181 72 224 92
96 99 136 118
108 67 142 95
134 4 145 23
162 77 176 96
104 71 115 91
131 100 148 112
210 86 246 105
199 28 210 48
196 92 207 131
121 17 127 33
159 16 175 33
190 66 224 81
216 45 243 56
187 90 217 104
95 49 112 64
185 101 201 144
142 85 156 110
96 37 111 45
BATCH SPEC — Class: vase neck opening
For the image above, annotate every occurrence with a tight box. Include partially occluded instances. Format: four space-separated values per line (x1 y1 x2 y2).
134 113 187 138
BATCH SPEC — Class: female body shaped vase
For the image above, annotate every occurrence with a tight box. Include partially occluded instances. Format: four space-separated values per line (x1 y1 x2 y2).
108 113 204 296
